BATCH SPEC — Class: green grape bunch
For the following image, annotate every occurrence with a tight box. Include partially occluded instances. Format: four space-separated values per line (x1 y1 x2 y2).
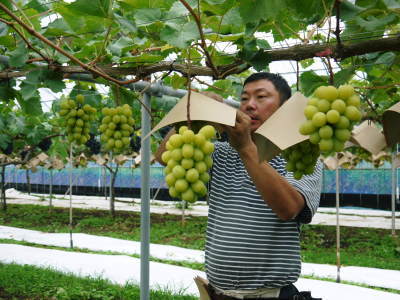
58 94 97 145
282 140 320 180
99 104 135 153
299 84 362 156
161 124 216 203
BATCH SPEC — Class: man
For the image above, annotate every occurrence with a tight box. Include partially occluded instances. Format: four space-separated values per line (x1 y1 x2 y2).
157 72 323 300
202 72 322 300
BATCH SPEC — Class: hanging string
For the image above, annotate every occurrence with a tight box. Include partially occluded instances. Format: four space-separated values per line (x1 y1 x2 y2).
296 61 300 91
186 47 193 130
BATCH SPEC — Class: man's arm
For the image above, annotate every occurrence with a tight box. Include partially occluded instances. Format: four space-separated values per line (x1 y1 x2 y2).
222 110 305 221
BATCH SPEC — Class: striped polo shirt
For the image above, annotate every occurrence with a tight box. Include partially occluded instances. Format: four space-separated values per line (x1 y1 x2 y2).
205 142 323 290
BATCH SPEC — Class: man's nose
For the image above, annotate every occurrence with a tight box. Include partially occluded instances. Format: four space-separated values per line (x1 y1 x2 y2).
244 97 257 110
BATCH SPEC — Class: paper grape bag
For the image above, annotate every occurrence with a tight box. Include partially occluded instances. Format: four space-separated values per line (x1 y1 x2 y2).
149 91 237 136
253 92 309 162
383 101 400 147
350 121 387 155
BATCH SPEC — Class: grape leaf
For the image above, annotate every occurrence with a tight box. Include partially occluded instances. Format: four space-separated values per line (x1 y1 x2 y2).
109 36 134 56
160 21 200 48
170 73 187 90
375 52 396 65
67 0 111 18
300 71 328 96
134 8 162 26
20 82 38 100
17 96 43 116
239 0 284 23
26 0 49 13
0 0 12 10
114 13 137 33
0 80 17 102
339 1 363 21
8 44 29 68
111 85 137 106
355 14 397 32
248 50 271 72
0 134 11 150
48 137 69 159
8 114 26 136
334 67 355 86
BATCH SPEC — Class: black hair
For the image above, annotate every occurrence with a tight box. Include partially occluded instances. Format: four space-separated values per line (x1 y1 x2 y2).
243 72 292 105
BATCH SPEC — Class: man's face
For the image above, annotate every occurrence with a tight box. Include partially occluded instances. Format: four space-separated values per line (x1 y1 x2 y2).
239 79 281 132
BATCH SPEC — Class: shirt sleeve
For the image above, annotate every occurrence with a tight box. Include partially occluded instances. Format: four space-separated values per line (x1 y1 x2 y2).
285 160 323 224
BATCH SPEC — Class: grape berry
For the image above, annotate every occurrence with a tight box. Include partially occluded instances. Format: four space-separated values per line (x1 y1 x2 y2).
38 138 52 152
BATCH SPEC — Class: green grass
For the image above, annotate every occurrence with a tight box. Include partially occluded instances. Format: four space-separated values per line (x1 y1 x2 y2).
0 262 197 300
1 204 399 271
300 225 400 270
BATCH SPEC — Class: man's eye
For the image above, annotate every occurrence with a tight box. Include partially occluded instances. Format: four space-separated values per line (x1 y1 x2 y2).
241 97 248 102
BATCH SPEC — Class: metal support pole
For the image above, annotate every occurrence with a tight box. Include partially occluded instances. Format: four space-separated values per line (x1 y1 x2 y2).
109 152 113 213
336 167 341 283
391 150 396 236
140 92 151 300
69 144 74 249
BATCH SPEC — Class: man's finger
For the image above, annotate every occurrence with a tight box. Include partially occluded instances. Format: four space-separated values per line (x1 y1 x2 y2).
236 110 250 124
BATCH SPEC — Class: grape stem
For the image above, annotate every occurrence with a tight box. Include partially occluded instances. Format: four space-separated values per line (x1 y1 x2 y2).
186 47 192 130
334 0 343 56
326 57 334 85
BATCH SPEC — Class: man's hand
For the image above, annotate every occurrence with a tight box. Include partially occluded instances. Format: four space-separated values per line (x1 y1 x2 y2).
220 110 255 153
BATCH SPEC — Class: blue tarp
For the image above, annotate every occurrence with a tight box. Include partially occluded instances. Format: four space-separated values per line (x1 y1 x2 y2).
4 163 399 195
